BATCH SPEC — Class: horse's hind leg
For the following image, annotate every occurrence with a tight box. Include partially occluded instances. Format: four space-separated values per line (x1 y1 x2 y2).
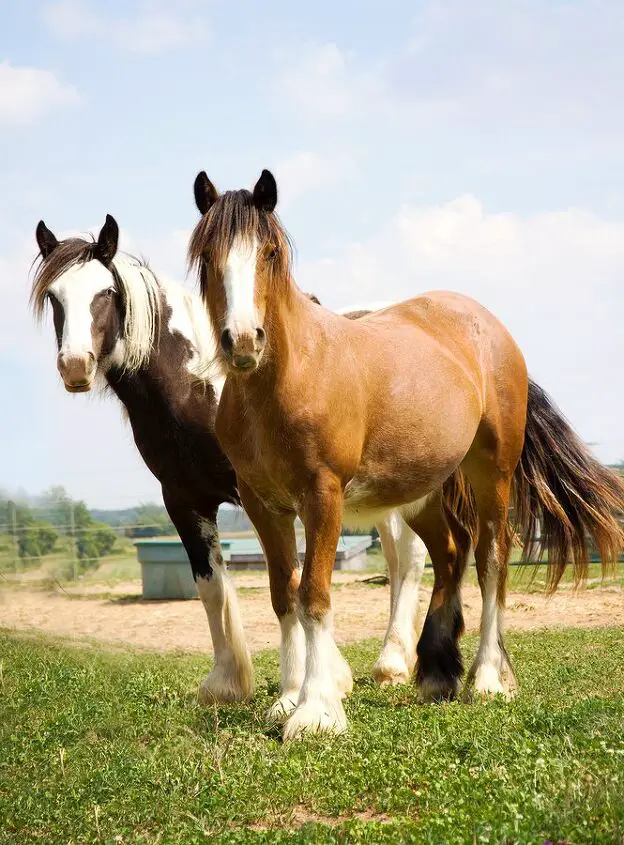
373 511 426 686
464 475 517 699
405 492 472 701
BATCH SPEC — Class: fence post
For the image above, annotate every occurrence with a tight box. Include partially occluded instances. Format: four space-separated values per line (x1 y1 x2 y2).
69 502 78 581
9 501 19 575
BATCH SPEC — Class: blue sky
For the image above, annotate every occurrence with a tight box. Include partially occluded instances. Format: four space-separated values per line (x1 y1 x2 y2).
1 0 623 507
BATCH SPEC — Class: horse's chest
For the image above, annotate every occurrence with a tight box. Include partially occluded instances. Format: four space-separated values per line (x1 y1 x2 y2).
216 402 312 510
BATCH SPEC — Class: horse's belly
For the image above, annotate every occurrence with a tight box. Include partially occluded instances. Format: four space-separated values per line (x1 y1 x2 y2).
343 462 446 514
342 419 475 524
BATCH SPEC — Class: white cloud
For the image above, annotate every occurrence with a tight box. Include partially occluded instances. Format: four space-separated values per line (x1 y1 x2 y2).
42 0 209 53
41 0 99 37
274 150 358 210
275 43 384 122
0 60 80 125
296 196 624 463
275 1 624 135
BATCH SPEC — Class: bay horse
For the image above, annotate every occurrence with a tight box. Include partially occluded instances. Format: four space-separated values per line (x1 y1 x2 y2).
30 215 437 708
189 169 624 740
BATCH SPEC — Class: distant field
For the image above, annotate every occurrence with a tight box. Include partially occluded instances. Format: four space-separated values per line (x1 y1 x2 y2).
1 627 623 843
3 528 624 594
0 533 140 582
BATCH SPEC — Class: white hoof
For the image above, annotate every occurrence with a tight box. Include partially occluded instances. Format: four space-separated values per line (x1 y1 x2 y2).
265 692 300 723
282 696 348 741
198 663 254 705
372 645 412 686
471 663 515 701
332 648 353 698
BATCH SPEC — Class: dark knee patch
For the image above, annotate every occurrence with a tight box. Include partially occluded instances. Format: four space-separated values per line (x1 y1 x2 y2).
416 598 464 696
191 563 214 581
190 548 221 581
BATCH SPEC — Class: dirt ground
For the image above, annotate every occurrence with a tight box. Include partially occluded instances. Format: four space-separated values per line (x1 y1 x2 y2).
1 572 622 654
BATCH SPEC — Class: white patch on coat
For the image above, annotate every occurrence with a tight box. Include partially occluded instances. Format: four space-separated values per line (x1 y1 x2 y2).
342 489 431 530
159 278 222 392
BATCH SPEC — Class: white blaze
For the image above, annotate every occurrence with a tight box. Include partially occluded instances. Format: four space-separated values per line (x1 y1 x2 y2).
222 237 259 336
48 261 112 357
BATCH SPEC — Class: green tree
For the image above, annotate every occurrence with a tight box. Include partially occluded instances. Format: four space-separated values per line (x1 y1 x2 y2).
125 502 175 537
76 522 117 569
7 502 59 564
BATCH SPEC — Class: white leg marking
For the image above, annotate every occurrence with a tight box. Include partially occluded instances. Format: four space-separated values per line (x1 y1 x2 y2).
197 566 255 704
373 513 426 686
468 560 514 700
331 637 354 698
265 611 306 722
283 609 348 741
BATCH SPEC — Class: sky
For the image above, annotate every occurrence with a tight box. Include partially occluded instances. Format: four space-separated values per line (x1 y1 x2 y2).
0 0 623 508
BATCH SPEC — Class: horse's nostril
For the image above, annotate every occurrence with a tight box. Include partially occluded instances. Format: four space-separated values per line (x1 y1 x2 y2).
255 327 266 347
220 329 234 355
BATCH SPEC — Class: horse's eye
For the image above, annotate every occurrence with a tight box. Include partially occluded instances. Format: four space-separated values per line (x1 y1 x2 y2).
106 287 116 297
266 246 278 260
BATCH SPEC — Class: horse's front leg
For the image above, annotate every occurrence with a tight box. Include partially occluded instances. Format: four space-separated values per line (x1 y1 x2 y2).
237 481 305 722
283 472 352 740
162 489 254 703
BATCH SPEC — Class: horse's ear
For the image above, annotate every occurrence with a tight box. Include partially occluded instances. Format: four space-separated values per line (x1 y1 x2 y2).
36 220 59 258
96 214 119 265
253 169 277 213
194 171 218 215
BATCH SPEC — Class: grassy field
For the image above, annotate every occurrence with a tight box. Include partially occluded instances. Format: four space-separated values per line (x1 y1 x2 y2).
1 627 623 844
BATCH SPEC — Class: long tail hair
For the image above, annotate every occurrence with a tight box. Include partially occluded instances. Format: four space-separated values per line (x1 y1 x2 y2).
512 379 624 590
443 470 479 547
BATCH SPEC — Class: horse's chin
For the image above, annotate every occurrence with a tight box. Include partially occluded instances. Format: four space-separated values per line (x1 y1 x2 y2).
229 361 258 375
64 381 93 394
223 351 263 376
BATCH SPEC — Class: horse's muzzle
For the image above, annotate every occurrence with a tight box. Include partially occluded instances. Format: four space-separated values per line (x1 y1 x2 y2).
57 352 96 392
221 327 266 374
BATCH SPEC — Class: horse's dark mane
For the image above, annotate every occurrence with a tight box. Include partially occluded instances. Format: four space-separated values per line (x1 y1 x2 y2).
30 237 100 320
187 189 294 300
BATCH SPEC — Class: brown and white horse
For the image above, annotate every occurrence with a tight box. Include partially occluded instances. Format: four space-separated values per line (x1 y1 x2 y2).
30 215 434 705
189 169 624 739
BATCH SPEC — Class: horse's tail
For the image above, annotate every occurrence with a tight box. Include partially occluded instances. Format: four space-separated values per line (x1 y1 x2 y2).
512 378 624 591
442 469 479 549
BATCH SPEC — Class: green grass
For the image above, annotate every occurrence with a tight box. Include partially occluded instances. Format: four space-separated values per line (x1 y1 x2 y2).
1 628 623 843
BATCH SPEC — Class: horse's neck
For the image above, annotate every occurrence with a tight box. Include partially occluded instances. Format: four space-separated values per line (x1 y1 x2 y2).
105 272 219 420
105 337 184 415
252 282 320 391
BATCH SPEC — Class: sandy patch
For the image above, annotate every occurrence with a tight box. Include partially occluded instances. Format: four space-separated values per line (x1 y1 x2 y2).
1 572 622 655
